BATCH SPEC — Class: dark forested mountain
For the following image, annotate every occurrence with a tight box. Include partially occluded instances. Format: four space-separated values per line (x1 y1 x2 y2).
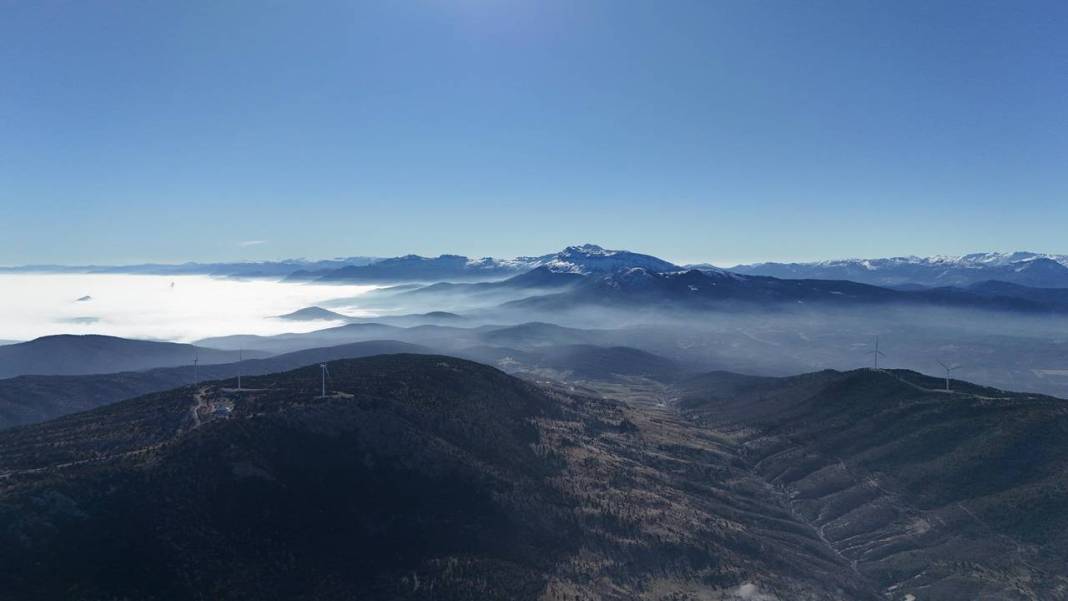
0 340 429 431
0 356 577 600
731 252 1068 288
0 335 264 379
0 356 875 601
963 279 1068 305
0 330 694 432
2 356 1065 600
678 367 1068 600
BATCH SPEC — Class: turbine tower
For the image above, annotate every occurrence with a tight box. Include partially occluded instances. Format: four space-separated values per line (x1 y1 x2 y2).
193 353 199 388
319 363 329 398
937 360 962 391
237 349 243 391
868 336 886 369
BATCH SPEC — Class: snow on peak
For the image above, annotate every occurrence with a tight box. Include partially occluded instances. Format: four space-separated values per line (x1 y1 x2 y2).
526 244 680 275
559 244 615 258
450 245 683 276
760 252 1068 271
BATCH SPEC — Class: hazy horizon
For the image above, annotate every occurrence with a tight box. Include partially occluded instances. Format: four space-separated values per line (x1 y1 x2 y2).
3 244 1067 271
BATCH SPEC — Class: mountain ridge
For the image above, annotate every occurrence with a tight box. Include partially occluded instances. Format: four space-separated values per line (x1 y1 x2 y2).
11 247 1068 288
3 357 1066 599
0 335 265 380
730 252 1068 288
0 355 888 600
502 267 1068 314
0 340 431 430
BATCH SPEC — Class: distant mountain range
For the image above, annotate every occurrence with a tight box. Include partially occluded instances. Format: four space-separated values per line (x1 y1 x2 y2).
0 257 378 278
503 266 1068 314
11 246 1068 289
4 244 679 283
729 251 1068 288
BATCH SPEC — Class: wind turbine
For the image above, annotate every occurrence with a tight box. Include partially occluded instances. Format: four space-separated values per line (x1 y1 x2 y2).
867 336 886 369
318 363 329 398
236 349 243 391
193 353 199 388
937 360 962 391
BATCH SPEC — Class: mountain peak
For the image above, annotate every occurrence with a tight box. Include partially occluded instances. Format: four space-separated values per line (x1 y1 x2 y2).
533 244 680 275
560 243 612 256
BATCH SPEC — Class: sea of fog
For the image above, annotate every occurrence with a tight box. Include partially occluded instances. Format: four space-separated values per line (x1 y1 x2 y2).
0 273 381 343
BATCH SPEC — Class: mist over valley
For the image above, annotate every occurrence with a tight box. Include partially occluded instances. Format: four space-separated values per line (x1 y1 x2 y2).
5 3 1067 597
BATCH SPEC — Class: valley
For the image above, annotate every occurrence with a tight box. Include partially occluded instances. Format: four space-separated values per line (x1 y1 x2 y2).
8 4 1065 597
3 245 1068 599
2 354 1065 600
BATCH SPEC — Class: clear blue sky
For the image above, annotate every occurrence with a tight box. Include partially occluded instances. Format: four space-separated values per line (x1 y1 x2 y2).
2 1 1066 266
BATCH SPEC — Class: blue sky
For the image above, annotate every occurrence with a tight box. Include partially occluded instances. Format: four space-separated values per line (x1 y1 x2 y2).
2 1 1066 266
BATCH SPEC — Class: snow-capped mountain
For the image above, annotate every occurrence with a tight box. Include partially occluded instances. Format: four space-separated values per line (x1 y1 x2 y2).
938 252 1068 268
522 244 681 275
729 252 1068 288
301 244 682 283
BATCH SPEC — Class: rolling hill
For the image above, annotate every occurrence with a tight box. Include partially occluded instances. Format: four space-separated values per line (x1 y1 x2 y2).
3 356 1066 599
0 335 263 379
0 340 429 430
0 355 881 600
678 367 1068 599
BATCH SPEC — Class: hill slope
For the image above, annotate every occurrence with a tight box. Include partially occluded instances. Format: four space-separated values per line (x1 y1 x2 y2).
0 356 879 601
678 368 1068 599
0 334 262 379
0 340 429 430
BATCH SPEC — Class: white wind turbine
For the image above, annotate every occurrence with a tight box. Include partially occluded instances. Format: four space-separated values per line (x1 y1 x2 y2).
236 349 243 391
937 360 963 391
318 363 330 398
867 336 886 369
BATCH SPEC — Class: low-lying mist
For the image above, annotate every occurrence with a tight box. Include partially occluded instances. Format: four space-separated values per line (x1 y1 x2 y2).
6 271 1068 399
498 303 1068 397
200 282 1068 399
0 273 380 342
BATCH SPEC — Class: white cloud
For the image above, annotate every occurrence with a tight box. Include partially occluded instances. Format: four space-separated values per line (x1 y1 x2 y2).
238 240 268 247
